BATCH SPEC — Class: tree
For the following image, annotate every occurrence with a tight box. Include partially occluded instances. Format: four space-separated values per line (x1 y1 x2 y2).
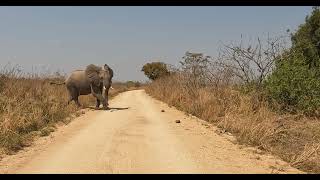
180 51 211 87
217 35 286 89
291 6 320 70
141 62 170 81
266 7 320 116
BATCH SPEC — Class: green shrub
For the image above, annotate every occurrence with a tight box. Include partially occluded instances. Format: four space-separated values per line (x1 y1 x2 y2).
265 7 320 116
266 52 320 116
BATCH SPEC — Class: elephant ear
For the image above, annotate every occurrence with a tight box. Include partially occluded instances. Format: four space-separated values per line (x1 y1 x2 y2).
103 64 114 79
85 64 102 86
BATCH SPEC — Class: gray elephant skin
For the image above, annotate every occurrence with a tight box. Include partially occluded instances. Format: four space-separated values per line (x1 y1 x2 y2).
51 64 113 110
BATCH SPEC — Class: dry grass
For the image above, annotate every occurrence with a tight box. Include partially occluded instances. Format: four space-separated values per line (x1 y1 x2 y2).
0 69 139 155
145 74 320 173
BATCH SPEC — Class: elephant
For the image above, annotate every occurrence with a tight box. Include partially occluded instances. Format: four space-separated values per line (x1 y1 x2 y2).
51 64 113 110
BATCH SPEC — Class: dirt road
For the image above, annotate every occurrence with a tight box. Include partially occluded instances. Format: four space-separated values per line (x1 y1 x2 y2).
0 90 303 174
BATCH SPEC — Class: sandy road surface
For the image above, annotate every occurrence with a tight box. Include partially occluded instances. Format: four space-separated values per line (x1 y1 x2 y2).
0 90 303 174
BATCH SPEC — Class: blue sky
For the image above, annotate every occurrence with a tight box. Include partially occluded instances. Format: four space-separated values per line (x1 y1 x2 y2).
0 6 313 81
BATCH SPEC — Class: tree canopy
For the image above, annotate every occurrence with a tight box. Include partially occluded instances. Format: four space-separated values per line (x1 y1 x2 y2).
141 62 170 81
266 7 320 115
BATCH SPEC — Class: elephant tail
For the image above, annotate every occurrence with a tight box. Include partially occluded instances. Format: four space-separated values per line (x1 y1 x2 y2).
49 81 66 85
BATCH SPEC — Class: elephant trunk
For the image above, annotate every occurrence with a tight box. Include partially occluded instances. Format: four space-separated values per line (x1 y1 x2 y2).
102 82 110 106
90 84 105 104
102 85 106 99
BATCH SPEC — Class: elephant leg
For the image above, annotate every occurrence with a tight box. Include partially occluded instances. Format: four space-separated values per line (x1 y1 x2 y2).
105 89 109 107
90 84 105 108
97 94 108 110
100 97 108 110
102 84 111 109
101 91 108 110
95 99 101 109
67 86 79 106
67 96 73 105
74 96 81 108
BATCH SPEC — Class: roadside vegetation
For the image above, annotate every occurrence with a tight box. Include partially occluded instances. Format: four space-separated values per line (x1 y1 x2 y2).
144 7 320 173
0 65 142 155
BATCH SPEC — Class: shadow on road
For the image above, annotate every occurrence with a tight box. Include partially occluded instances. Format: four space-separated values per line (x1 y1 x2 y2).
109 107 130 110
85 106 130 111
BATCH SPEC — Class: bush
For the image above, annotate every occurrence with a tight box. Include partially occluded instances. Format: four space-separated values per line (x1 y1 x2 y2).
0 74 80 152
143 6 320 173
266 52 320 116
265 7 320 116
141 62 170 81
146 72 320 173
0 68 132 153
125 81 141 88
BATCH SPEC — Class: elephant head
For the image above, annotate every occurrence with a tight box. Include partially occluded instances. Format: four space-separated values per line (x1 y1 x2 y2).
85 64 113 108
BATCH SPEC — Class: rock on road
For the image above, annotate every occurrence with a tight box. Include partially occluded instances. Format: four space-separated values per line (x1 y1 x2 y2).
0 90 303 174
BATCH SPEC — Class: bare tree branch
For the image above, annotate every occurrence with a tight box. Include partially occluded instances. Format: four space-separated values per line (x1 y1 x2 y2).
216 35 287 87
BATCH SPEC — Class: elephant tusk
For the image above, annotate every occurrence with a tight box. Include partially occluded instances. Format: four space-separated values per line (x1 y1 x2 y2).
103 86 114 90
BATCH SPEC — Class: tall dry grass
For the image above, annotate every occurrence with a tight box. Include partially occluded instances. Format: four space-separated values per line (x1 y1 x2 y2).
0 68 137 155
145 74 320 173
